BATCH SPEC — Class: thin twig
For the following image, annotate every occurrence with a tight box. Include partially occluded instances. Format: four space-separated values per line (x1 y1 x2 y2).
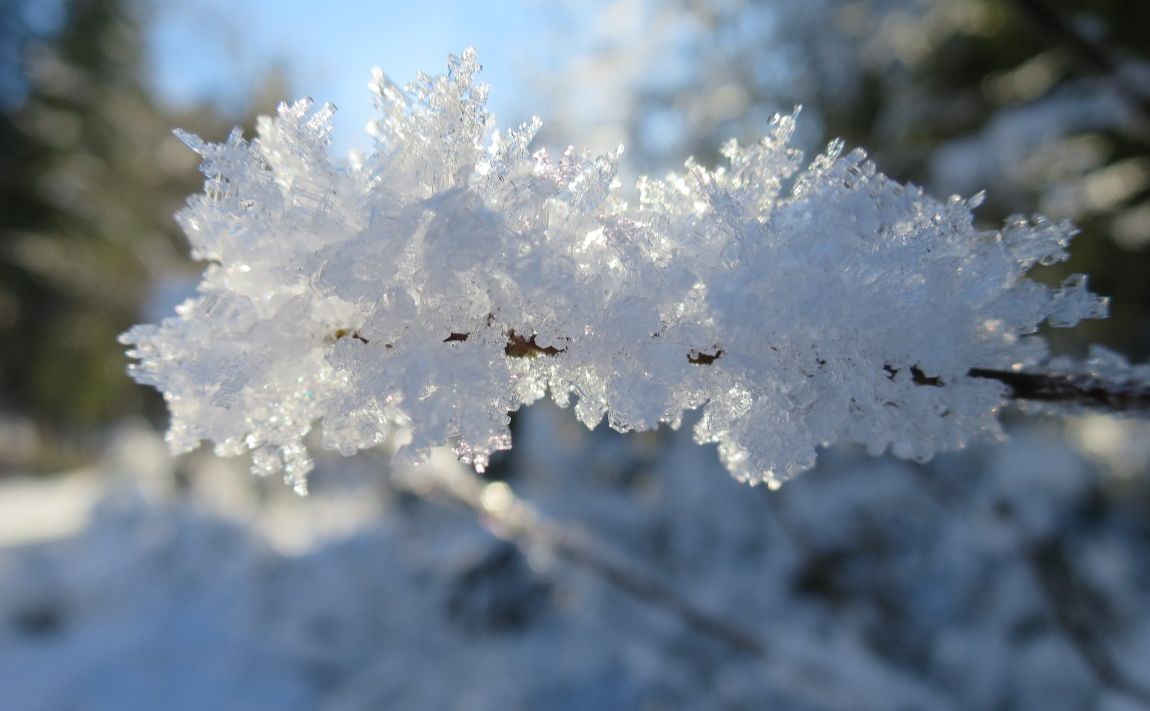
394 324 1150 417
899 464 1150 710
968 367 1150 414
1026 539 1150 708
1009 0 1150 138
393 464 767 657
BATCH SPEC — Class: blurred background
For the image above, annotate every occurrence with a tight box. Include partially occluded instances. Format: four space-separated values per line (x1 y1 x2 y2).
1 0 1150 708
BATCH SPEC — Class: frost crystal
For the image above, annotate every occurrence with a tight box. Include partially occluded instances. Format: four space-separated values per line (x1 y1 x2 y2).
122 50 1108 493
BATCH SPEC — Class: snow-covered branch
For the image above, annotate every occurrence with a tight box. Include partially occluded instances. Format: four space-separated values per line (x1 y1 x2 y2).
122 50 1141 494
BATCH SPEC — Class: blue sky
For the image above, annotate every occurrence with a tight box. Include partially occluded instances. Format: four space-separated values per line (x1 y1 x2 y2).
148 1 580 154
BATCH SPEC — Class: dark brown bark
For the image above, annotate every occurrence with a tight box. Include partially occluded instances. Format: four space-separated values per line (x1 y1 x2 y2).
968 367 1150 414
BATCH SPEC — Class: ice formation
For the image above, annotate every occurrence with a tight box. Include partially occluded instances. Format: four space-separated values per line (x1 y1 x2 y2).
121 49 1108 493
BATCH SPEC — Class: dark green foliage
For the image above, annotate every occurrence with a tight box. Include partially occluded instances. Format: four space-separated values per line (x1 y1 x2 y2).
847 1 1150 358
0 0 268 469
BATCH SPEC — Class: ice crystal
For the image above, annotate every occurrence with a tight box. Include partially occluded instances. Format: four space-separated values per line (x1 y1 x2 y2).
122 49 1108 492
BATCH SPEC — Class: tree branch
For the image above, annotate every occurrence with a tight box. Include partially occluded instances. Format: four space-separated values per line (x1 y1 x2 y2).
1026 539 1150 709
1009 0 1150 137
900 464 1150 709
968 367 1150 415
392 463 768 657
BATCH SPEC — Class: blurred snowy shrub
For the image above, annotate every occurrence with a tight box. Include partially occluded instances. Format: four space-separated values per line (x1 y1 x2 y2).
5 417 1150 710
122 50 1116 493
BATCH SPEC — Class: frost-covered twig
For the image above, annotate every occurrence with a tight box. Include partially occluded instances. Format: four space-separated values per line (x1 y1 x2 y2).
397 461 963 706
970 367 1150 415
394 463 767 657
973 345 1150 415
122 50 1141 494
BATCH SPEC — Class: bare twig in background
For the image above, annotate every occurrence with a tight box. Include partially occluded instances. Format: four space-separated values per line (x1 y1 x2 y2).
1026 539 1150 709
391 462 957 707
901 465 1150 710
393 463 767 657
1010 0 1150 138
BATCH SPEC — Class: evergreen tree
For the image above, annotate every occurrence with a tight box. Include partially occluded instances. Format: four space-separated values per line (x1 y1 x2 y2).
0 0 271 469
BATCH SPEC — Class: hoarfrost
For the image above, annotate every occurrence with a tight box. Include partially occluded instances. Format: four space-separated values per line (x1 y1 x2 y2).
122 50 1108 491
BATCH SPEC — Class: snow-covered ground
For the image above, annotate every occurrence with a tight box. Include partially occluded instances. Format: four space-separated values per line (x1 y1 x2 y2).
2 405 1150 710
